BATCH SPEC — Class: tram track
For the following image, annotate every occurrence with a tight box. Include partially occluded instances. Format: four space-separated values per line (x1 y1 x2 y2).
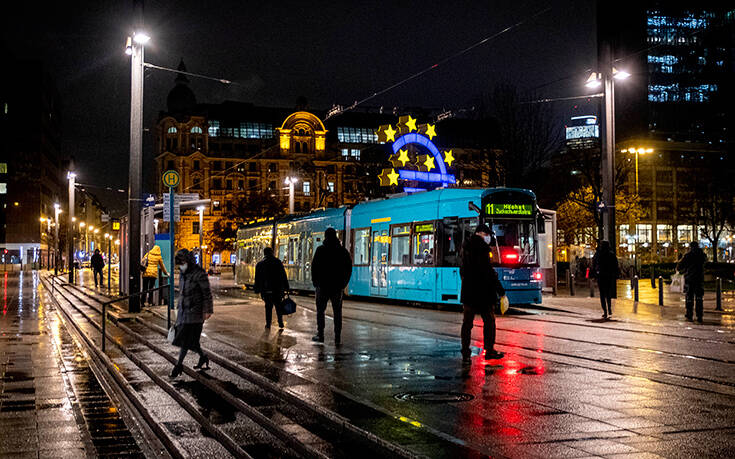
46 275 424 459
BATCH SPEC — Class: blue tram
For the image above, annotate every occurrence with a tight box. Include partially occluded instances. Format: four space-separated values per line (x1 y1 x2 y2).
235 188 544 306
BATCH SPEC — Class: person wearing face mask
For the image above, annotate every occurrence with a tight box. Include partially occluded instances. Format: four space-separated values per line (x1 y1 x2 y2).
459 223 506 363
170 248 213 377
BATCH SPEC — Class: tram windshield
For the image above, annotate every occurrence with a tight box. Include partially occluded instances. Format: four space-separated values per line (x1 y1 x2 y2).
489 220 537 265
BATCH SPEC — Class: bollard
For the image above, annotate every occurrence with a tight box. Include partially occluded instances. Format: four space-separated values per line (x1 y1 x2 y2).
716 277 723 311
634 276 639 302
570 273 575 296
101 302 107 352
651 266 656 288
658 276 664 306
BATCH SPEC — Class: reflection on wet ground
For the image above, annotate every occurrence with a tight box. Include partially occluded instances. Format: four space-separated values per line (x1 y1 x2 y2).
0 271 143 457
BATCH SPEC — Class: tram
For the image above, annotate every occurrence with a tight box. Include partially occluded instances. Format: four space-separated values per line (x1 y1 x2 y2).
235 188 544 306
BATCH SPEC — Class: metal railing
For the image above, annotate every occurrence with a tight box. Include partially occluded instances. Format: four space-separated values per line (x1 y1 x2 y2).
98 284 171 352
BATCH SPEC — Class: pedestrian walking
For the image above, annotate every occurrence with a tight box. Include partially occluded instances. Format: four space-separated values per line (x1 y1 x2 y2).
254 247 289 329
459 224 505 363
311 227 352 345
170 249 213 378
676 241 707 323
141 245 169 307
90 249 105 287
591 240 619 319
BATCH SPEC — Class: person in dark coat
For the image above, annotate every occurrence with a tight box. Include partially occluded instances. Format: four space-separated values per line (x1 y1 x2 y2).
591 240 619 319
170 249 213 377
311 227 352 345
254 247 289 329
676 241 707 323
90 249 105 287
459 224 505 363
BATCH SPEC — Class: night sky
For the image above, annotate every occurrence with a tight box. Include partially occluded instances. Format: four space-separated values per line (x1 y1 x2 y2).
3 0 602 213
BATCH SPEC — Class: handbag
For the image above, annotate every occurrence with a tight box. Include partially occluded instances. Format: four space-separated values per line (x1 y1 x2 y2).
499 295 510 315
140 256 149 273
167 326 176 343
281 295 297 315
670 273 683 294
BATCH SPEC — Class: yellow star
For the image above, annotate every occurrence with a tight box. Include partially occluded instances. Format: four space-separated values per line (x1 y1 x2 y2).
444 149 454 167
405 115 417 132
423 155 436 171
388 169 400 186
397 149 410 166
425 123 437 140
384 124 397 142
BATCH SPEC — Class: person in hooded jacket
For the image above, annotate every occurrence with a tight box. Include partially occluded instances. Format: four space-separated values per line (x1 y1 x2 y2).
311 227 352 344
141 245 169 307
591 240 619 319
459 224 505 363
170 248 213 378
254 247 289 329
676 241 707 323
90 249 105 287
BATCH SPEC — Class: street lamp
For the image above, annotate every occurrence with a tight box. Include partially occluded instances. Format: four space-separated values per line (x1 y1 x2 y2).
621 147 654 195
585 65 630 249
125 16 148 313
54 204 62 275
197 205 205 267
67 169 76 283
285 176 298 214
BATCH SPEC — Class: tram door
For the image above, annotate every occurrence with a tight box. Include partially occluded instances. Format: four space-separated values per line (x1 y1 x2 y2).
370 224 389 296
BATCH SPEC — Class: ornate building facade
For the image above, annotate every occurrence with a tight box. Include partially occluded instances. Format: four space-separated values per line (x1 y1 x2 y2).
154 62 502 264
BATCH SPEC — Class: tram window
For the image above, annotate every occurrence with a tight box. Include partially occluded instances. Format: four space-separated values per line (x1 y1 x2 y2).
413 222 435 266
353 228 370 265
288 237 298 265
278 240 287 261
490 221 538 265
390 225 410 265
441 217 461 267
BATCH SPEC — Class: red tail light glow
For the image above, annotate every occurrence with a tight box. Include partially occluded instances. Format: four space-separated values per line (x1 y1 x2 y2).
502 252 518 262
533 272 542 280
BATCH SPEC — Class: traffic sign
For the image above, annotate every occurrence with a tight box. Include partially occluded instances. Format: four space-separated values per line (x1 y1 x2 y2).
162 170 180 188
112 219 120 231
143 194 156 207
163 193 180 222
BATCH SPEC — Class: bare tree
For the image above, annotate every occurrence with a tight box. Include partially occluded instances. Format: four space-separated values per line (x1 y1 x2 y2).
693 169 735 262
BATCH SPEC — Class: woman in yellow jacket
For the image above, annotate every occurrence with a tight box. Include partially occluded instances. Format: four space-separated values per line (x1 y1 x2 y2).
141 245 169 307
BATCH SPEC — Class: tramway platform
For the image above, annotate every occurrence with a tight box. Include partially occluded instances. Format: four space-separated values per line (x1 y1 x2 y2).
36 269 735 457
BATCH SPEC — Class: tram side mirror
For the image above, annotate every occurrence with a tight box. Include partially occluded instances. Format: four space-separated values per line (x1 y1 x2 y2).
537 214 546 234
468 201 481 214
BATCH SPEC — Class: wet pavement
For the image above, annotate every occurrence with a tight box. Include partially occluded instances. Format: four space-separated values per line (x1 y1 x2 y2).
0 271 143 458
68 270 735 457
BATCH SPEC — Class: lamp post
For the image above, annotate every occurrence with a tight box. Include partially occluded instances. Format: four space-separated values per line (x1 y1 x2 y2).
285 176 298 214
67 170 76 283
40 217 51 269
585 66 629 248
622 147 653 195
125 2 149 313
54 204 61 276
197 205 205 267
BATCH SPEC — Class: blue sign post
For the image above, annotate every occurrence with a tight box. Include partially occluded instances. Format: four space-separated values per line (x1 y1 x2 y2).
162 170 180 329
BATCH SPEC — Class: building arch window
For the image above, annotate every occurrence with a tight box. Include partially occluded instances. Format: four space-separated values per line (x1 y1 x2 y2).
191 126 203 134
302 141 309 153
295 142 301 153
167 126 177 134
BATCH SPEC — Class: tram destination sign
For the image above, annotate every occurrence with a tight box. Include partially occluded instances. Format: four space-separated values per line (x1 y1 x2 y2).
485 203 533 216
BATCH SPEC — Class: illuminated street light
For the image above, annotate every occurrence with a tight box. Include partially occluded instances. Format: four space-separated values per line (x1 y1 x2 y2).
132 32 150 44
584 64 630 250
285 176 298 214
197 206 205 267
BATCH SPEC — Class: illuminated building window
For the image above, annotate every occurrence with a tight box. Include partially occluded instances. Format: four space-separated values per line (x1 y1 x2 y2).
167 126 177 134
337 127 378 143
190 126 203 134
351 149 360 159
208 120 220 137
677 225 693 243
328 181 335 193
341 148 349 157
0 163 6 174
302 181 311 195
0 183 6 194
657 224 672 242
636 224 652 243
